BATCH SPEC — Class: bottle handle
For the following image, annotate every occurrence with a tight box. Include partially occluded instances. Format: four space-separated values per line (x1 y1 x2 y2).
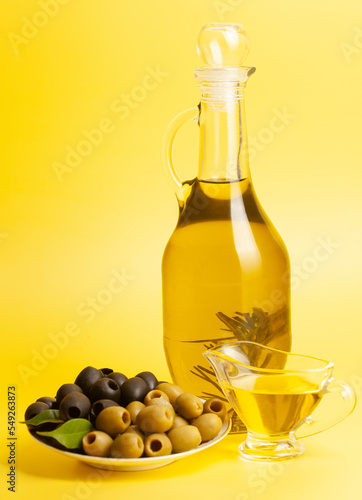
161 106 200 202
296 378 356 438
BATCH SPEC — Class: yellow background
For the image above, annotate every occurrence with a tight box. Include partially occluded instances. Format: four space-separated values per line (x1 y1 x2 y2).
1 0 361 499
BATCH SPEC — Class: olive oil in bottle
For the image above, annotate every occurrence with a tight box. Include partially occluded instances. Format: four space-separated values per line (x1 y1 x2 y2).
161 24 291 431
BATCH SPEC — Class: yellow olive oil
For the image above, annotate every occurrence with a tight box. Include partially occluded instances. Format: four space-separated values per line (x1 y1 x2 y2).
162 179 291 404
226 374 322 435
162 23 292 433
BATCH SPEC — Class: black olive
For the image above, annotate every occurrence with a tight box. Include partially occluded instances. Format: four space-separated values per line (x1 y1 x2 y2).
107 372 128 388
135 371 158 390
89 378 121 403
100 368 113 376
36 397 58 409
56 383 83 406
25 402 49 422
89 399 120 425
74 366 103 395
121 377 149 406
59 392 91 420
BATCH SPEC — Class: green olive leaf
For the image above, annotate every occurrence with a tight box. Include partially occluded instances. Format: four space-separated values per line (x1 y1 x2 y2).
20 410 64 426
37 418 93 449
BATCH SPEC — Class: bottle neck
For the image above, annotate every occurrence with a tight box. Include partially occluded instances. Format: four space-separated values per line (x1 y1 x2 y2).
197 84 250 183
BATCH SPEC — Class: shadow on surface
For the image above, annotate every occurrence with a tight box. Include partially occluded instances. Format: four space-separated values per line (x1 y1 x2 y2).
18 431 245 483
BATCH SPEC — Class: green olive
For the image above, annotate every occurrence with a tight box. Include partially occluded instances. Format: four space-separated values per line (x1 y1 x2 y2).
95 406 131 437
110 433 144 458
144 433 172 457
124 425 145 440
191 413 222 442
136 405 174 433
144 389 170 405
155 383 184 405
174 393 203 420
126 401 145 424
203 398 228 421
82 431 113 457
169 415 189 431
168 425 201 453
147 398 175 417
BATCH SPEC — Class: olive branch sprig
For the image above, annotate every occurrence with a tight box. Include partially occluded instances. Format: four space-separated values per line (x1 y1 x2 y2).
190 307 289 397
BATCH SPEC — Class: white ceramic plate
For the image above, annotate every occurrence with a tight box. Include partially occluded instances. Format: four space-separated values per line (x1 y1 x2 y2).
30 418 231 471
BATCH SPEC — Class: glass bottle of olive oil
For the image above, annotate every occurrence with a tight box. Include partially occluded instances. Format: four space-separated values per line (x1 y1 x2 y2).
161 23 291 431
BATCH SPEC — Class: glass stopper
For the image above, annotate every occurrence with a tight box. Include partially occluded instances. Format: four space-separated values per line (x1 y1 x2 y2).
197 23 250 68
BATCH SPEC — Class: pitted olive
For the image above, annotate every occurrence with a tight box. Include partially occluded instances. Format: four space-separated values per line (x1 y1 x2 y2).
136 371 158 390
110 433 144 458
121 377 149 406
74 366 103 395
89 378 121 403
56 384 83 406
203 398 228 421
144 389 170 405
144 433 172 457
59 392 91 420
126 401 145 424
174 393 203 420
146 398 175 417
36 397 58 409
25 402 49 422
155 383 184 405
168 425 202 453
136 405 174 433
82 431 113 457
95 406 131 437
107 372 128 388
191 413 222 442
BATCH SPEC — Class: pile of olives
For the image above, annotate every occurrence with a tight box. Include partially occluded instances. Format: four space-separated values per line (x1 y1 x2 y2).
25 366 228 459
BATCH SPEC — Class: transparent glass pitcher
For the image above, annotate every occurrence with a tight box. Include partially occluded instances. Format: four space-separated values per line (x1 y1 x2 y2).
162 24 291 432
204 341 356 460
